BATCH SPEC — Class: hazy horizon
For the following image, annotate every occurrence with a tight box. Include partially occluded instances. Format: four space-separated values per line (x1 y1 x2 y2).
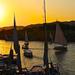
0 0 75 27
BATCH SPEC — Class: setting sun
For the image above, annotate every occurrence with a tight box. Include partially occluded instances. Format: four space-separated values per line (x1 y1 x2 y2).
0 5 5 21
0 0 75 27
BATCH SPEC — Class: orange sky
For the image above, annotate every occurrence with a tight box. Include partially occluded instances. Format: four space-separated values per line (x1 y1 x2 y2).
0 0 75 27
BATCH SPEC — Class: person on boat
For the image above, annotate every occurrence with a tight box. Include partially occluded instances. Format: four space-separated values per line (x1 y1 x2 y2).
8 48 14 64
24 42 29 49
49 62 60 75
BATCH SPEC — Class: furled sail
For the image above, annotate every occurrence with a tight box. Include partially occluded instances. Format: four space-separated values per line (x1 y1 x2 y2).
25 31 29 43
13 15 22 72
13 16 20 54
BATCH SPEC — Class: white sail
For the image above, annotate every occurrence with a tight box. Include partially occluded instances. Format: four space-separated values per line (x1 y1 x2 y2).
55 22 67 45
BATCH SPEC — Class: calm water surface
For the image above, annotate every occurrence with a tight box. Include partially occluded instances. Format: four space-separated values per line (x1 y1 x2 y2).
0 40 75 75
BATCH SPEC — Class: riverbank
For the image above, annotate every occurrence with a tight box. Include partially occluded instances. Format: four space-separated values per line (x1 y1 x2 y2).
0 21 75 42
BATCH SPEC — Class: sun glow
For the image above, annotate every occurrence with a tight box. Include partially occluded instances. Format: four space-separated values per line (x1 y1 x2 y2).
0 5 5 21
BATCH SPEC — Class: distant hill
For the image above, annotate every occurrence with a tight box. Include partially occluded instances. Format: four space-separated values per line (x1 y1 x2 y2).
0 26 24 30
0 21 75 42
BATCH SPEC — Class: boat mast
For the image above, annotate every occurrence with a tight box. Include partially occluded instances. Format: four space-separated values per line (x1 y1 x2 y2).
25 31 29 43
43 0 49 68
13 15 22 72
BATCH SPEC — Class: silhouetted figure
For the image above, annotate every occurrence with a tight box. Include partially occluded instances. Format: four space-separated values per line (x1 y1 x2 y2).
9 48 14 64
24 42 29 49
49 62 60 75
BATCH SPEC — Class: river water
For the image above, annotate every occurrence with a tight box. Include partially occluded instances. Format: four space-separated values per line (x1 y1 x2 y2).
0 40 75 75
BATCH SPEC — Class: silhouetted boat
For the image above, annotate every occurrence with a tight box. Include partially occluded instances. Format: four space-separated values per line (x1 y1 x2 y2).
54 22 67 51
13 15 22 72
0 16 22 74
22 31 33 58
43 0 60 74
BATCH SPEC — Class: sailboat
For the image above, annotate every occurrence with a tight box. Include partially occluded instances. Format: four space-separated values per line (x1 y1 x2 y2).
13 15 22 72
54 22 67 51
22 31 33 58
42 0 60 75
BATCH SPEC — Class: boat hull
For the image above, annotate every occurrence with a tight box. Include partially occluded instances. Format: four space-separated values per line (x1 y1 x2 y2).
24 49 33 58
54 46 67 51
24 52 33 58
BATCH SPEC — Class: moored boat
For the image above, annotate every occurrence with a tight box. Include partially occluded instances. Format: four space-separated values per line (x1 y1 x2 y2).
54 45 67 51
54 21 67 51
23 48 33 58
22 31 33 58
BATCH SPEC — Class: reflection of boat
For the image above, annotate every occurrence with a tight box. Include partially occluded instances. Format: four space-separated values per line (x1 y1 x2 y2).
55 50 67 55
0 15 22 74
22 31 33 58
54 21 67 51
55 50 67 64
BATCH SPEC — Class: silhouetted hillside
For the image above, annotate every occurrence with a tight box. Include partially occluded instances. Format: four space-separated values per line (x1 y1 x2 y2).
0 21 75 42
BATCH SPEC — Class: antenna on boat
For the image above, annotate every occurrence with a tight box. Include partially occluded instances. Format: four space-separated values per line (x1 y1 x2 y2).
43 0 49 68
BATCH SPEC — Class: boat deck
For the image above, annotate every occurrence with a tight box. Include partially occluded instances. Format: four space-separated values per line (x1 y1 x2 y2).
0 63 60 75
0 68 60 75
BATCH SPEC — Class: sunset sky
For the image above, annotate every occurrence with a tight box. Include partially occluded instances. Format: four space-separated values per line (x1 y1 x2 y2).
0 0 75 27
